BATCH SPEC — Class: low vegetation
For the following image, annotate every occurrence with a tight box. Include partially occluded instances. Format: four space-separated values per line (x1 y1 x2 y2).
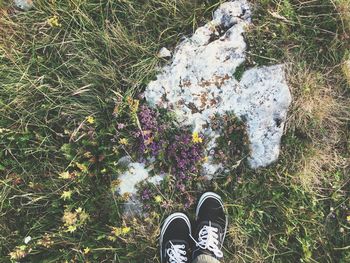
0 0 349 262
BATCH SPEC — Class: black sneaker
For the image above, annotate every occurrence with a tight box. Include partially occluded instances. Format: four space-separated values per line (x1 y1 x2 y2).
160 212 191 263
192 192 228 261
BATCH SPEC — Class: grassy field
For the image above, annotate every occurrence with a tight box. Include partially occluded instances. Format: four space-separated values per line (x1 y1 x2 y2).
0 0 349 262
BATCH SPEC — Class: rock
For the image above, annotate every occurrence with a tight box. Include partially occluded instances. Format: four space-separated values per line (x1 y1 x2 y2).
158 47 172 58
238 65 291 168
145 0 291 176
116 156 132 167
117 162 150 196
116 161 164 215
14 0 33 11
24 236 32 244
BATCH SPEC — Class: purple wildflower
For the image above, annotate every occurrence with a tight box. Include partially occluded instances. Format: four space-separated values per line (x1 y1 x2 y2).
133 104 205 190
117 123 125 130
166 133 203 181
141 188 152 200
138 105 159 131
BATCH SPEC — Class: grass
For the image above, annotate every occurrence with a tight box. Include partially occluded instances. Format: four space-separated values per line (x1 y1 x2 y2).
0 0 349 262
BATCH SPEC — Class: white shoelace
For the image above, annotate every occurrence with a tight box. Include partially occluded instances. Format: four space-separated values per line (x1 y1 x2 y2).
166 241 188 263
192 222 223 258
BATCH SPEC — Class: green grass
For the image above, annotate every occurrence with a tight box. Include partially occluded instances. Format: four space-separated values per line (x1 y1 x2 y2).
0 0 349 262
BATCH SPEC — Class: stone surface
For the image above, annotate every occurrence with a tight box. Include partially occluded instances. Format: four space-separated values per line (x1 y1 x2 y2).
117 162 150 197
14 0 33 11
158 47 172 58
145 0 291 175
117 0 292 214
116 160 165 215
237 65 291 168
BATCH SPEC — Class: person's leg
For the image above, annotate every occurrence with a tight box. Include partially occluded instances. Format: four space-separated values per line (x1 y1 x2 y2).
192 192 228 263
160 212 191 263
192 254 221 263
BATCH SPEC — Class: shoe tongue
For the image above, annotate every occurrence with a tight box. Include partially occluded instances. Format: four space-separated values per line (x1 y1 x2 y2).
197 220 223 233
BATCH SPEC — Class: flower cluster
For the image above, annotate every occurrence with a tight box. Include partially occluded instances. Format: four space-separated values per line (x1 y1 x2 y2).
135 105 205 188
62 207 89 233
141 188 152 201
9 245 30 261
136 105 166 158
47 15 61 27
108 226 131 241
167 133 203 182
137 104 159 131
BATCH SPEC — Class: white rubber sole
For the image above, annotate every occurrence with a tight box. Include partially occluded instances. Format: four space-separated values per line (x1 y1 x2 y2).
160 212 191 262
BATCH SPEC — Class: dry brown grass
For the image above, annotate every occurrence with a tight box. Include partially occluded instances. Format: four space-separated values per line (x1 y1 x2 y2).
287 65 347 141
0 8 23 58
227 223 249 252
294 145 348 192
333 0 350 36
225 222 270 263
285 62 349 191
343 57 350 85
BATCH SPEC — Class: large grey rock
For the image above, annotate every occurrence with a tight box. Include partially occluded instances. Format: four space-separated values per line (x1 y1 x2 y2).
145 0 291 176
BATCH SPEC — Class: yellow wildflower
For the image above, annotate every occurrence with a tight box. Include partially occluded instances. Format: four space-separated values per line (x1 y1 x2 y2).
107 236 116 242
122 192 131 201
192 132 203 143
83 151 93 158
143 131 154 146
76 162 88 173
37 233 54 248
0 128 10 133
86 116 95 124
347 215 350 223
119 138 129 145
126 96 133 105
61 190 72 201
122 226 131 235
62 207 89 232
67 225 77 233
126 96 140 124
78 210 89 223
47 15 61 27
127 96 139 113
111 179 121 189
59 171 72 179
144 137 154 146
62 211 77 226
154 195 163 203
111 227 122 237
110 226 131 238
83 247 91 254
9 245 27 260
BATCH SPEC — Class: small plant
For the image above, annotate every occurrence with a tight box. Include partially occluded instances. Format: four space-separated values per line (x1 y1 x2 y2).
212 113 250 168
122 102 206 187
